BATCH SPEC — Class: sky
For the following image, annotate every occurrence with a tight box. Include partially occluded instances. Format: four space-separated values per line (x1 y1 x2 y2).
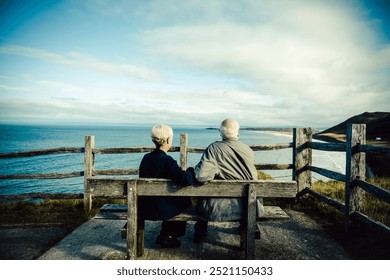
0 0 389 128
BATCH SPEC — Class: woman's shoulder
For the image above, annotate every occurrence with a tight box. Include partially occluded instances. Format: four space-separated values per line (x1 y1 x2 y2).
148 149 176 164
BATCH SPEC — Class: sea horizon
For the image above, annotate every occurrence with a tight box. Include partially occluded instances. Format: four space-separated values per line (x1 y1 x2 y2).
0 124 342 195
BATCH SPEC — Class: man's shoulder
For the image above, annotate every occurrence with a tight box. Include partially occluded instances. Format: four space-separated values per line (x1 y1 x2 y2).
206 140 228 150
208 140 224 146
205 140 252 153
224 139 251 148
226 140 254 155
207 139 249 148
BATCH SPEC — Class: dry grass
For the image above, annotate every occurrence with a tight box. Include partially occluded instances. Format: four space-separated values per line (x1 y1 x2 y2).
294 177 390 227
257 170 273 180
0 197 125 229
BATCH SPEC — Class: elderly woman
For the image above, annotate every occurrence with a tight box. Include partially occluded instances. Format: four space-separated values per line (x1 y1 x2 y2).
138 124 194 248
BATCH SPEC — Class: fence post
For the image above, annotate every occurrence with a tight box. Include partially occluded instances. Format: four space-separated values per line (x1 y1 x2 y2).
127 181 138 260
345 124 366 231
293 128 312 193
84 135 95 213
180 133 188 170
245 184 257 260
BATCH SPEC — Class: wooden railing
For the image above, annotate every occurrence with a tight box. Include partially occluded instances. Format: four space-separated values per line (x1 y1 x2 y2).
0 147 85 179
296 124 390 232
1 126 389 233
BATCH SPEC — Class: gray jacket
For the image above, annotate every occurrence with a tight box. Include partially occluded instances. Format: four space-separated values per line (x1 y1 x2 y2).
194 139 263 221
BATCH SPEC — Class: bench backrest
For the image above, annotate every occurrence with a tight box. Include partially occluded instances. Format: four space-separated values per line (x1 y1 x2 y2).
87 177 297 198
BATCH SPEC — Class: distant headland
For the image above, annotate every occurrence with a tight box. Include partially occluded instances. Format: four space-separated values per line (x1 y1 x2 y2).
206 127 295 135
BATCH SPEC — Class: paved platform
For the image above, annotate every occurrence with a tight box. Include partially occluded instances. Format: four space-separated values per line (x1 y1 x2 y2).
0 226 68 260
38 219 127 260
38 209 351 260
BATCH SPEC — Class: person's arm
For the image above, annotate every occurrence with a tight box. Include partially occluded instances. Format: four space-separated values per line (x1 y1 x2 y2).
166 157 194 187
194 146 218 183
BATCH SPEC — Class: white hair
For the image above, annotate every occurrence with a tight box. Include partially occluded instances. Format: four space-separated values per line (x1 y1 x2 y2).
151 124 173 147
219 119 239 139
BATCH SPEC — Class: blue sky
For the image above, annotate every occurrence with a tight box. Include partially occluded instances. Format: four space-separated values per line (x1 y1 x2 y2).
0 0 389 127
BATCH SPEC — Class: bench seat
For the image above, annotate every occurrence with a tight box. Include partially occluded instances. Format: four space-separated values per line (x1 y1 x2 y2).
95 204 290 221
95 204 290 241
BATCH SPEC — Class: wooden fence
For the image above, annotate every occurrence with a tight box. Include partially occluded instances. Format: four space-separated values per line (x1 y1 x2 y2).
1 125 389 232
297 124 390 232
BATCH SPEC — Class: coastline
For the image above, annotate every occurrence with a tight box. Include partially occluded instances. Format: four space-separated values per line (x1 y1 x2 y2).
252 129 293 137
241 127 294 137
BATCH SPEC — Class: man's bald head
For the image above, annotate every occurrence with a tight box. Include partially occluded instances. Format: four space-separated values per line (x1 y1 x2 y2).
219 118 239 140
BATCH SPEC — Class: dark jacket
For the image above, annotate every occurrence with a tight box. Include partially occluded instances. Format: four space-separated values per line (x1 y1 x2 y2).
138 149 193 220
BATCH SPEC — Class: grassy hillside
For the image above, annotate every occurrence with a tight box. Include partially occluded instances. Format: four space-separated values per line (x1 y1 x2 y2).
313 112 390 177
315 111 390 142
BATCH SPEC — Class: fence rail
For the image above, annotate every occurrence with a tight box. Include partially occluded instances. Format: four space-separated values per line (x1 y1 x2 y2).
0 147 84 159
355 179 390 204
307 166 346 182
0 125 389 234
0 171 84 180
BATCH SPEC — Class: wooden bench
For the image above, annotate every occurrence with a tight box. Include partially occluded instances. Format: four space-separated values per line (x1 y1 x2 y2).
86 177 297 260
97 204 290 242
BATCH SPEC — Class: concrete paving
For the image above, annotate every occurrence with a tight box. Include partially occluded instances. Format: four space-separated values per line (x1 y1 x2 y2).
0 226 68 260
38 219 128 260
38 210 351 260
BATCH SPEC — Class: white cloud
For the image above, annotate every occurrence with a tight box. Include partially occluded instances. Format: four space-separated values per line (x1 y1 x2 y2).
0 84 29 93
36 80 86 94
1 0 389 127
0 45 162 82
136 1 390 126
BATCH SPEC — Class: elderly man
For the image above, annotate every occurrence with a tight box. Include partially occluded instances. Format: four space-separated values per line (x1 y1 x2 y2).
193 118 263 243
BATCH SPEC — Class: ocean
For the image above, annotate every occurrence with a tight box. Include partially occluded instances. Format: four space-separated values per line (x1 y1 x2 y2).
0 124 345 195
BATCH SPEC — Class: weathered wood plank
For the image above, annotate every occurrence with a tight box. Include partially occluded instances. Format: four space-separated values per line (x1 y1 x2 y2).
308 141 346 152
258 206 290 220
94 146 180 154
308 166 346 182
97 205 290 221
246 185 257 259
87 178 297 198
358 144 390 156
250 143 293 151
95 211 127 220
304 187 345 212
345 124 366 230
355 179 390 204
100 203 127 212
0 172 83 179
137 219 145 256
293 128 312 192
351 211 390 234
255 163 293 170
180 133 188 170
166 206 198 221
87 178 128 196
93 169 138 176
94 147 154 154
127 181 138 260
187 147 205 153
84 136 94 212
186 143 293 154
0 147 84 159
